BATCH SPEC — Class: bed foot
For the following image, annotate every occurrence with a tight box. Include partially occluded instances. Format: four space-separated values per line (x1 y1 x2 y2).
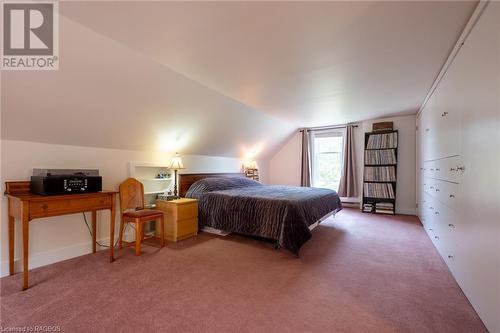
274 241 281 250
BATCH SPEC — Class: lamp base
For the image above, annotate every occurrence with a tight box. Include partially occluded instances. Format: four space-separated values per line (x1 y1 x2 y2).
173 169 179 198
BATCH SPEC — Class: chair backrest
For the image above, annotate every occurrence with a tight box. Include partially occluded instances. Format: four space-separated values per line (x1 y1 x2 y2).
119 178 145 214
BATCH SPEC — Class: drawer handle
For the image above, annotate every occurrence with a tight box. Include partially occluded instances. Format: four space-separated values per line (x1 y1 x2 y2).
450 167 457 171
457 166 465 171
425 128 430 132
448 255 454 260
448 224 455 228
441 112 449 117
434 236 439 240
429 207 434 210
428 228 433 231
436 168 440 171
430 168 434 171
449 194 455 198
435 189 440 192
434 211 439 215
430 186 434 189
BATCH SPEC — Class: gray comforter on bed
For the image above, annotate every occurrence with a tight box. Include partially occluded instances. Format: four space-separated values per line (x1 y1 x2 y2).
185 177 342 255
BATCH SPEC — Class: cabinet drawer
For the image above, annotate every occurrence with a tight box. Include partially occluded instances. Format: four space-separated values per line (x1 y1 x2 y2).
176 203 198 220
424 156 462 183
429 179 460 210
424 178 460 210
177 218 198 239
161 217 198 242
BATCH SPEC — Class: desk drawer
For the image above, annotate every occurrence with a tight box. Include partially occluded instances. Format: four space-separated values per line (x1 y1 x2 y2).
30 195 112 218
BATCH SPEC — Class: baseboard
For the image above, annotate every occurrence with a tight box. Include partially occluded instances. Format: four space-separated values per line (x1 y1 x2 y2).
341 202 361 208
395 208 417 216
0 230 135 278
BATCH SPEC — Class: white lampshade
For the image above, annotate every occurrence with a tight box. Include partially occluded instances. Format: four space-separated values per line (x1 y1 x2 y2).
245 160 258 169
169 154 185 170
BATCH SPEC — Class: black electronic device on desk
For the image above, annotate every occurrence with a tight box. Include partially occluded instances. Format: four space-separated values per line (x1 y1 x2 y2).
31 169 102 195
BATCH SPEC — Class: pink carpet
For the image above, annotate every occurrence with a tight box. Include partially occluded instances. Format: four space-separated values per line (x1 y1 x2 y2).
1 208 486 332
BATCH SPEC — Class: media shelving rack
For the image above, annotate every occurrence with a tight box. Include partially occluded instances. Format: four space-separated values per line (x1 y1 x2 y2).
362 130 398 215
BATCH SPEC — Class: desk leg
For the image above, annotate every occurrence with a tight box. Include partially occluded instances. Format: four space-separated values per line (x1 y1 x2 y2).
91 210 97 253
8 215 15 275
21 203 29 290
109 194 116 263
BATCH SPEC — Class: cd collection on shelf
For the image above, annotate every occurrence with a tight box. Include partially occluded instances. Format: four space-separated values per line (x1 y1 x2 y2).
364 166 396 182
366 132 398 149
375 202 394 214
364 149 397 165
363 183 395 199
362 130 398 215
362 203 374 213
363 202 395 214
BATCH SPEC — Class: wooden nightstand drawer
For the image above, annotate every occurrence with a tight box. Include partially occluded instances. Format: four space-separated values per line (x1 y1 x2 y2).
155 198 198 242
175 218 198 241
176 203 197 220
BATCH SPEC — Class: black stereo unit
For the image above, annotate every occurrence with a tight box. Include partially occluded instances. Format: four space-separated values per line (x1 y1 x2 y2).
30 169 102 195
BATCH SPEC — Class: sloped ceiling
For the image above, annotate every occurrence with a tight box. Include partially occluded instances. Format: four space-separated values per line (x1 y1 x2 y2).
1 1 477 158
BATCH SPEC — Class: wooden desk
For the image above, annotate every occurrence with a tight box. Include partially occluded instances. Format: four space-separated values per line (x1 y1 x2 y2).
4 181 117 290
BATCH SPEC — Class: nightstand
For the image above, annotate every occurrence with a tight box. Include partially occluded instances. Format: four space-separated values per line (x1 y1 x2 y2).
155 198 198 242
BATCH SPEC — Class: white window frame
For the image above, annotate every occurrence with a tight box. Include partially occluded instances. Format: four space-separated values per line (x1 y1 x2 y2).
311 129 345 190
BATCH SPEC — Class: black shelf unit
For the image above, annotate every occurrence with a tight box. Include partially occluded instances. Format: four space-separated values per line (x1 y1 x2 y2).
362 130 398 215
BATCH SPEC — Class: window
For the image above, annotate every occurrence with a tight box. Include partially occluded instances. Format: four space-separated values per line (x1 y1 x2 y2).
312 131 344 190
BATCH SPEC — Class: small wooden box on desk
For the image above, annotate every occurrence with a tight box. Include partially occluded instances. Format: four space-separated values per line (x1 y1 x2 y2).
155 198 198 241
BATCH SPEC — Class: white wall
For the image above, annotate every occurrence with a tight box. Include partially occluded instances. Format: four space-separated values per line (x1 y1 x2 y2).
269 114 417 215
269 133 302 186
0 139 267 277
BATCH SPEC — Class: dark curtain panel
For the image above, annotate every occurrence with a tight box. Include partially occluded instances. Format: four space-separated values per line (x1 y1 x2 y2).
300 130 312 187
338 125 357 197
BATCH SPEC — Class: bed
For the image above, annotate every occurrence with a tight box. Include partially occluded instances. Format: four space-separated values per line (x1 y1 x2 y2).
180 173 342 255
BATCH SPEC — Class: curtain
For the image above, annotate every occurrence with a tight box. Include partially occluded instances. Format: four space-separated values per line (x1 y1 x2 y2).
338 125 357 197
300 130 312 187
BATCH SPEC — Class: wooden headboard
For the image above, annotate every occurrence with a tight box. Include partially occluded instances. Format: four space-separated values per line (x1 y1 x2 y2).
179 173 246 198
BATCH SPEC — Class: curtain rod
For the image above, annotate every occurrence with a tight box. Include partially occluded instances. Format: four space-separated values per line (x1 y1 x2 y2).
298 124 358 132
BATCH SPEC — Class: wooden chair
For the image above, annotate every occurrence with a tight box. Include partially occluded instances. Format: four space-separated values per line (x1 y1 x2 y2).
118 178 165 256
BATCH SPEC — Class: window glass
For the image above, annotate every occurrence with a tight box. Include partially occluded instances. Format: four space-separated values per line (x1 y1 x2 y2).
312 132 344 190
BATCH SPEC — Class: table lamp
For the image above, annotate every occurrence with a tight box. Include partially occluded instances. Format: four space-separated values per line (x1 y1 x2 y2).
170 153 185 198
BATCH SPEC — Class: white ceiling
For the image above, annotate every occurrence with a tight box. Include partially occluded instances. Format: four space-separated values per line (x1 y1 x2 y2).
1 1 477 158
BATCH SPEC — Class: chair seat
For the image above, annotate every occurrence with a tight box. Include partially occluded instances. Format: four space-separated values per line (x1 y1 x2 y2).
123 209 163 219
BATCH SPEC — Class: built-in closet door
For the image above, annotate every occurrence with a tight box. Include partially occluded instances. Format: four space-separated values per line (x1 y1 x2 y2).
417 3 500 332
451 3 500 328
